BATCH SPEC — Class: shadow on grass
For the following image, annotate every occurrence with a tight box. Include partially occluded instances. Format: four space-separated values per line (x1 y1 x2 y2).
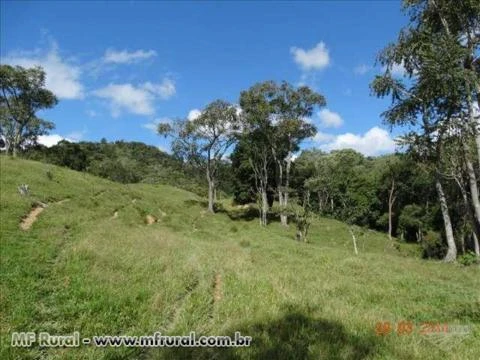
150 310 378 360
184 199 261 222
184 199 209 208
215 204 282 224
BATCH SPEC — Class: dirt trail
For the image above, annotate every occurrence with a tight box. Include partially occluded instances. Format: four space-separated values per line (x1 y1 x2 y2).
213 273 222 303
55 198 70 205
19 198 69 231
20 205 46 230
146 214 157 225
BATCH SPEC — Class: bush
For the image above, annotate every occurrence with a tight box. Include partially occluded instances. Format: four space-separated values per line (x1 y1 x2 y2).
421 231 446 259
458 251 479 266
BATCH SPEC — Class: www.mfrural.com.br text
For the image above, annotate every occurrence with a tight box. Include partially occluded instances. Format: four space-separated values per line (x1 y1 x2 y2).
11 331 252 348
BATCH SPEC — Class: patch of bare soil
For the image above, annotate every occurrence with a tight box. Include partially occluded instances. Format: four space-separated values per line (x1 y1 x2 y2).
145 214 157 225
213 273 222 303
20 204 47 230
55 198 70 205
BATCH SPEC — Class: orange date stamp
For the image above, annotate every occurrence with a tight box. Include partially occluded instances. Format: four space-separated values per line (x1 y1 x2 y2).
374 321 462 336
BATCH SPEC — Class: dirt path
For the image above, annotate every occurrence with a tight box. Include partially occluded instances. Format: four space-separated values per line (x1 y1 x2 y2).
213 273 222 303
146 214 157 225
20 205 46 230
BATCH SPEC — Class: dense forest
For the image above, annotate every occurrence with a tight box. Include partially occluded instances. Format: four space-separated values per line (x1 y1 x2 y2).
1 0 479 264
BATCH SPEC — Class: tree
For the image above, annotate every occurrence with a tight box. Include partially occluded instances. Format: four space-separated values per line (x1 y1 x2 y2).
370 0 480 261
0 65 57 156
189 100 239 212
378 156 409 242
238 81 324 226
268 82 325 226
287 191 313 242
158 100 239 213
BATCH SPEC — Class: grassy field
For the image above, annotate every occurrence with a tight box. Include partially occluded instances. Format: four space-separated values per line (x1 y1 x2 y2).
0 156 479 359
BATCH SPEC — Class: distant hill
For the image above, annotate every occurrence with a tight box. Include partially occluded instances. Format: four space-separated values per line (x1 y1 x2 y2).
22 140 211 196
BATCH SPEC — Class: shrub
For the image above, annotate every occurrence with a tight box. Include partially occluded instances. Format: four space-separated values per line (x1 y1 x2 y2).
421 231 446 259
458 251 479 266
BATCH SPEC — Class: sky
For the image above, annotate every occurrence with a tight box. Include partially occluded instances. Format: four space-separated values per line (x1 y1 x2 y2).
1 0 411 156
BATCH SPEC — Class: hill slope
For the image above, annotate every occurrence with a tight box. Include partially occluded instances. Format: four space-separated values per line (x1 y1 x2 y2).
0 156 479 359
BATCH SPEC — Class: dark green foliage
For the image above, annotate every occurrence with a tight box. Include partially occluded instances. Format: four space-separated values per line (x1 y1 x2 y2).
288 149 466 258
421 231 447 259
398 204 427 242
23 140 211 196
230 136 275 204
457 251 479 266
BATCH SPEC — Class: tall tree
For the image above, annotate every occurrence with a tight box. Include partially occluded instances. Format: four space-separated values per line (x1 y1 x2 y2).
269 82 325 226
239 82 276 226
0 65 57 156
370 0 480 261
189 100 239 213
158 100 239 213
239 81 324 226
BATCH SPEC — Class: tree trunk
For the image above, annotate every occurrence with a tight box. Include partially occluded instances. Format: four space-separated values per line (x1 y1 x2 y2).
454 175 480 253
388 179 396 242
473 232 480 257
275 157 288 227
435 177 457 262
279 190 287 226
476 134 480 169
206 156 215 213
207 179 215 213
249 153 269 227
463 145 480 228
348 227 358 255
280 156 292 226
260 189 268 226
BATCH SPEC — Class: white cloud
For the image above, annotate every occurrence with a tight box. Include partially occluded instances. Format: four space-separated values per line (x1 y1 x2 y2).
142 117 171 132
314 126 396 156
3 42 84 99
93 78 176 117
157 144 170 153
37 128 86 147
65 130 86 142
103 48 157 64
290 42 330 71
313 131 335 143
142 78 176 100
382 61 407 77
94 84 153 116
318 109 344 128
142 122 159 132
390 62 407 77
187 109 202 121
354 64 371 75
37 134 73 147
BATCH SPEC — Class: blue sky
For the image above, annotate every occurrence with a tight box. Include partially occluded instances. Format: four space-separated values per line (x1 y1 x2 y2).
1 1 410 156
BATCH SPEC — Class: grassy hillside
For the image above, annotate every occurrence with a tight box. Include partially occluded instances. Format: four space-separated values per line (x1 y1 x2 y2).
1 156 479 359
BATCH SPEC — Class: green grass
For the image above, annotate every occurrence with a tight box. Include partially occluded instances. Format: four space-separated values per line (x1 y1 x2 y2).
1 156 479 359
